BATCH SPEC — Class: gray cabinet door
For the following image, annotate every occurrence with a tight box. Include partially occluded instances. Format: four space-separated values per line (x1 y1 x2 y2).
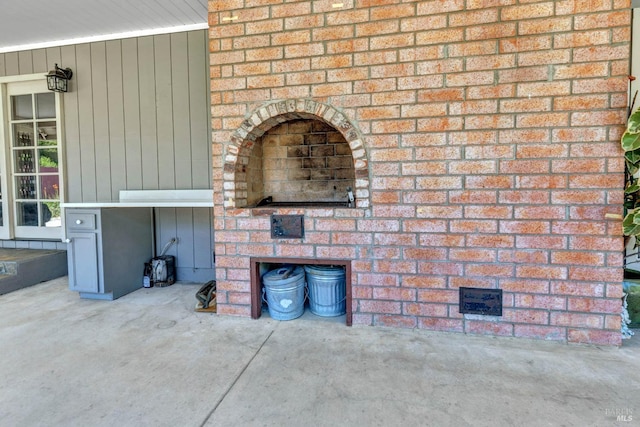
67 232 99 293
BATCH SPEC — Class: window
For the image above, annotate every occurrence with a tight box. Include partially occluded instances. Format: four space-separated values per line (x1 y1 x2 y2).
0 78 64 240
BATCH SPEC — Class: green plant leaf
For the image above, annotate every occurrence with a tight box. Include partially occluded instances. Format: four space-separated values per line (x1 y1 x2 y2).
623 210 640 236
622 132 640 152
626 182 640 194
622 110 640 151
626 148 640 165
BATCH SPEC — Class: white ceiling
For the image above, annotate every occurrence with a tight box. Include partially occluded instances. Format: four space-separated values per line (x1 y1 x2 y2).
0 0 209 53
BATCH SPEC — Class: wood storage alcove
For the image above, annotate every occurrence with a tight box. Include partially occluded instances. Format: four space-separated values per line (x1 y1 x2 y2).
250 257 352 326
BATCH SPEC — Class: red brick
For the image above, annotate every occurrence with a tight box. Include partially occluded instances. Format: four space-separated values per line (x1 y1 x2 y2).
516 176 567 189
498 250 549 264
503 308 549 325
359 300 402 314
358 273 398 287
465 176 513 189
402 191 448 204
516 236 567 249
352 286 372 299
517 81 571 97
568 267 622 283
550 312 603 329
571 111 626 127
573 45 630 63
404 303 448 317
418 262 464 276
465 320 514 337
312 25 352 41
520 17 573 34
464 206 511 219
450 220 497 233
500 279 550 294
446 71 495 87
514 325 566 341
556 95 610 111
551 282 605 297
417 28 465 45
500 221 550 234
515 294 566 310
417 289 458 304
418 318 464 333
401 15 448 32
467 84 516 100
567 297 621 314
567 329 621 346
552 221 607 236
373 287 416 301
403 248 448 261
374 315 417 329
374 260 417 274
499 160 549 174
217 304 252 317
466 234 515 248
450 276 497 290
417 117 464 131
403 275 448 289
449 248 496 263
517 265 567 280
466 263 514 277
551 251 604 266
570 236 622 252
518 50 571 67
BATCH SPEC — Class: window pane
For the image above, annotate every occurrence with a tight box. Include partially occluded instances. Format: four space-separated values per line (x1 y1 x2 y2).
13 123 34 147
39 148 59 173
41 202 60 227
36 93 55 119
40 175 59 199
15 150 36 173
17 202 38 226
37 121 57 146
16 176 36 199
11 95 32 120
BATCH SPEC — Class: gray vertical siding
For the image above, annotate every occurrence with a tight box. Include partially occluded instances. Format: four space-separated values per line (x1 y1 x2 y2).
0 30 214 279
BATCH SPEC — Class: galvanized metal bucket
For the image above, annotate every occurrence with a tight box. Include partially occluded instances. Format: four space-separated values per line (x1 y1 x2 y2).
304 265 346 317
262 266 306 321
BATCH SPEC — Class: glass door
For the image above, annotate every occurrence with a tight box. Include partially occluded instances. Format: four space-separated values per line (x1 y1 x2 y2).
5 80 63 240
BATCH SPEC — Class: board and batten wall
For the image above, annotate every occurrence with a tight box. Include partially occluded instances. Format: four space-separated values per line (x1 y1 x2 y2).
0 30 215 282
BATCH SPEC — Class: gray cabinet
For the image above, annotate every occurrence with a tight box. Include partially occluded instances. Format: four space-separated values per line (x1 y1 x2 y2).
66 208 152 300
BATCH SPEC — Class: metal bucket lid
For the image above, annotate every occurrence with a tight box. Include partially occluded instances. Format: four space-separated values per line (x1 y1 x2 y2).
304 264 345 276
263 265 304 284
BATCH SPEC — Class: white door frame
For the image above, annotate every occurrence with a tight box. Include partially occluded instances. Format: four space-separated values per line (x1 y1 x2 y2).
0 74 65 241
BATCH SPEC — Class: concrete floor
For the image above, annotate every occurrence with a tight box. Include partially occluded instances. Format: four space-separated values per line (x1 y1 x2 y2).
0 277 638 427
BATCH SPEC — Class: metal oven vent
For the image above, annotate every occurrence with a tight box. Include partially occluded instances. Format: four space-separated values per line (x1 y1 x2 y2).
459 287 503 316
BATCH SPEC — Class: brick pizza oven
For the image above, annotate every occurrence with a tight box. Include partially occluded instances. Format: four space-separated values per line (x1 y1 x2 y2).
209 0 630 345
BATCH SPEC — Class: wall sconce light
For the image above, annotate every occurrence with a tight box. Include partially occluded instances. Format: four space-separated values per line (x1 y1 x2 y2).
46 64 73 93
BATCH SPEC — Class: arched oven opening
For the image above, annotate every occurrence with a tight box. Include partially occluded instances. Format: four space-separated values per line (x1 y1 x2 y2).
247 118 356 208
223 99 370 210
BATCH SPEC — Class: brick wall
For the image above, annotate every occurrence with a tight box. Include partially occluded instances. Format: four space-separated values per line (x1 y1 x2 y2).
209 0 631 345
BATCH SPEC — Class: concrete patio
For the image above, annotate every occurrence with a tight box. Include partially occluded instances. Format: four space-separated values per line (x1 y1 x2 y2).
0 276 638 427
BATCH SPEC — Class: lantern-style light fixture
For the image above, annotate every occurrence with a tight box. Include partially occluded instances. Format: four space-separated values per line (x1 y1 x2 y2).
46 64 73 93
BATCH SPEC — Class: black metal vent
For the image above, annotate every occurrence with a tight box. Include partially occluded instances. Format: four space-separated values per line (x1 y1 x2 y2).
271 215 304 239
459 287 502 316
